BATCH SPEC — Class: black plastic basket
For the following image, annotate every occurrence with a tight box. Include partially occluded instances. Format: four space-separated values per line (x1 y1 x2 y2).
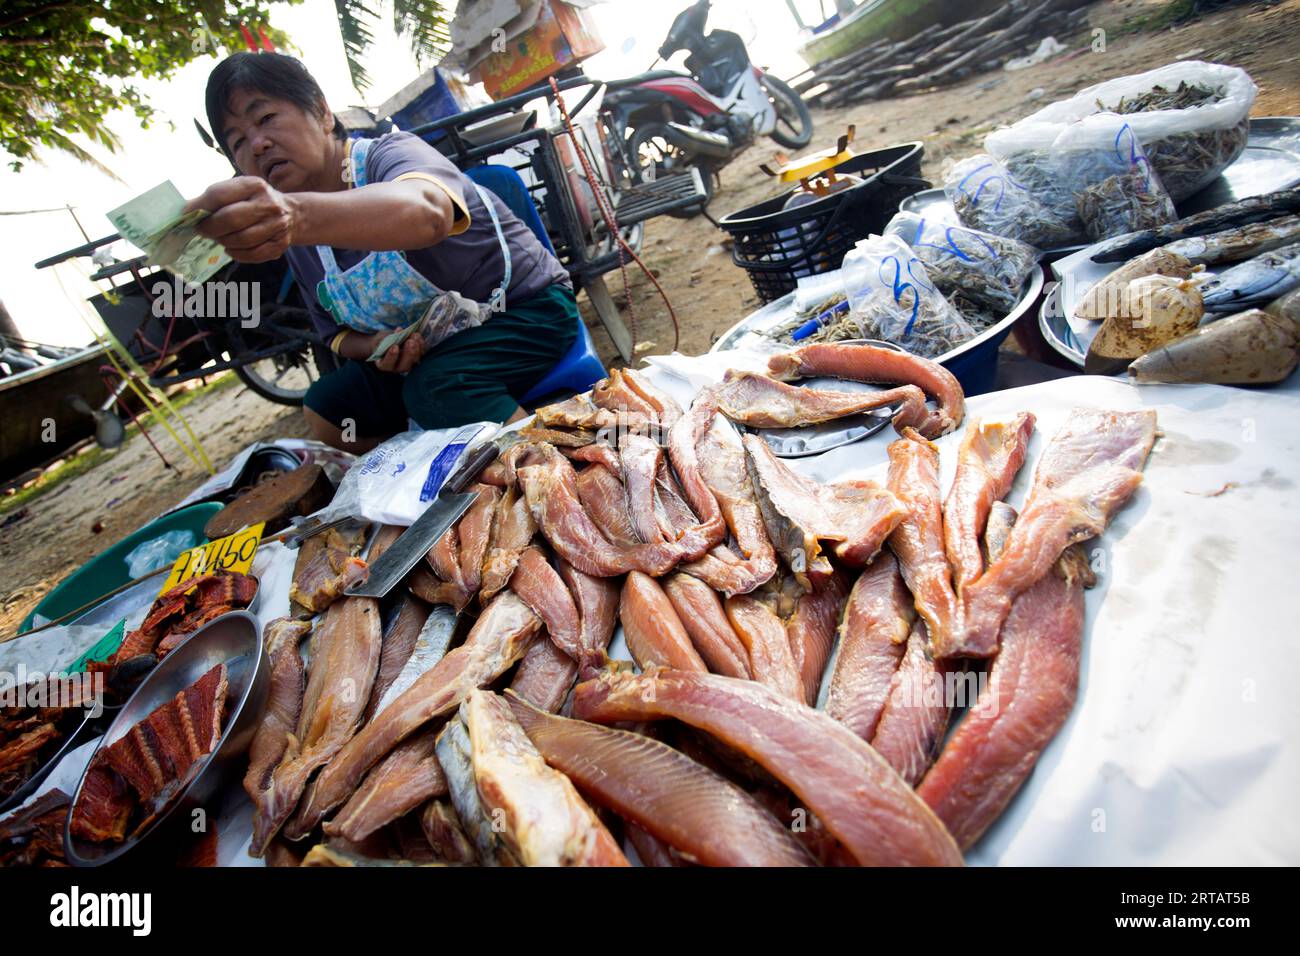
718 142 929 303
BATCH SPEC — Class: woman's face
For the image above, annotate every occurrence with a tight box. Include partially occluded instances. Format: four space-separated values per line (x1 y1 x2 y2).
221 88 336 192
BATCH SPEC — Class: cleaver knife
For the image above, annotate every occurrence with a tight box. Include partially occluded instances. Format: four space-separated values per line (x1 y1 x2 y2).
345 437 504 599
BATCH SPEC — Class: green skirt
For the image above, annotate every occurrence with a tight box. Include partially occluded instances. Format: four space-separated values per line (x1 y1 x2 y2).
304 283 580 435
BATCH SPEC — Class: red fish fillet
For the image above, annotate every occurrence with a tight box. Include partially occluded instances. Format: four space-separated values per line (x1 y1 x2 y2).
870 621 951 787
918 548 1091 849
258 599 381 849
507 691 812 866
824 553 914 741
620 572 708 672
767 342 966 438
592 367 660 421
959 408 1157 657
508 546 587 667
662 573 751 679
462 690 629 866
572 670 963 866
509 636 579 713
713 369 927 430
786 572 849 706
620 367 684 429
365 594 430 723
520 453 682 576
943 414 1036 593
565 441 622 472
886 430 963 659
725 595 803 702
556 559 619 673
323 729 446 843
620 432 673 545
456 483 502 594
664 392 728 554
289 591 540 836
743 433 904 587
575 463 641 548
480 484 537 603
692 416 777 594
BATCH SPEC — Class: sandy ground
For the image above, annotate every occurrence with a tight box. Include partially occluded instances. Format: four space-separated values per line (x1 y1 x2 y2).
3 0 1298 636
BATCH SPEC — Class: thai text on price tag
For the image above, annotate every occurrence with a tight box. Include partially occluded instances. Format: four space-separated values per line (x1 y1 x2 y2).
158 522 264 594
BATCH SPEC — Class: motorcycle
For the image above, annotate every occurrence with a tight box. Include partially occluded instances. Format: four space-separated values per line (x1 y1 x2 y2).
603 0 814 212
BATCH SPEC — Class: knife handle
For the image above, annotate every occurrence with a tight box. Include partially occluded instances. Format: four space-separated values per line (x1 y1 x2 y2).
444 439 500 494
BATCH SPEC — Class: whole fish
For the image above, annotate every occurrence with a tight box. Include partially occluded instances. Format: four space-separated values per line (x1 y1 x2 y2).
1163 214 1300 266
1200 240 1300 312
453 690 629 866
1090 186 1300 262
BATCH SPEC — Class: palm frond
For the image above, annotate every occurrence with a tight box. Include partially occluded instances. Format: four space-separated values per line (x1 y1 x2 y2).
391 0 452 67
335 0 380 93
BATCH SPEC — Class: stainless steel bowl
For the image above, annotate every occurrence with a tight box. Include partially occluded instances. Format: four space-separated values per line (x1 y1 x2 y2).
63 610 269 866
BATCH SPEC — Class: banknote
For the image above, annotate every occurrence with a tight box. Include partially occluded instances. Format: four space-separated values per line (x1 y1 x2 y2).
107 181 231 284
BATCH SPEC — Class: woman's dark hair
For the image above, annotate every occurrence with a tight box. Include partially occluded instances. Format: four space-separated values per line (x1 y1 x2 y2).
205 52 346 157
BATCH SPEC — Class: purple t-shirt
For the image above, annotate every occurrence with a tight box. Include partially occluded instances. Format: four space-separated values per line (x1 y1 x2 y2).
284 131 571 340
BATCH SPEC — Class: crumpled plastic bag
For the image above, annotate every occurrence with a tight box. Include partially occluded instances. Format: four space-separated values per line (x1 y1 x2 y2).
310 423 497 527
839 234 975 358
124 529 196 579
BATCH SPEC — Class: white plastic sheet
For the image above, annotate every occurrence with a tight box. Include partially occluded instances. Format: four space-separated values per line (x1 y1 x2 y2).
643 353 1300 864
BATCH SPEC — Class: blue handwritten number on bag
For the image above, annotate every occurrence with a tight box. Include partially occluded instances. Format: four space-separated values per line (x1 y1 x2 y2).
878 255 933 336
1113 122 1152 190
911 217 999 265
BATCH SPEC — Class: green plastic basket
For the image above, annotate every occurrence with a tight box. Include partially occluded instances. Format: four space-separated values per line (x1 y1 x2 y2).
18 502 222 634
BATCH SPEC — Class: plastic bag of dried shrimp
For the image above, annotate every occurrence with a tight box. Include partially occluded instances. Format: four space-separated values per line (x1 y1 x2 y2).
883 211 1040 314
985 60 1257 202
838 234 975 358
1053 113 1179 242
942 152 1082 250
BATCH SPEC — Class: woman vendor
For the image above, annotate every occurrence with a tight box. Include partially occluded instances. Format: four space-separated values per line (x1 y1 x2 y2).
188 52 578 452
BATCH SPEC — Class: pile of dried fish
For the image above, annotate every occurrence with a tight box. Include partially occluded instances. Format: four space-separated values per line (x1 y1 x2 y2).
70 664 228 845
238 352 1155 866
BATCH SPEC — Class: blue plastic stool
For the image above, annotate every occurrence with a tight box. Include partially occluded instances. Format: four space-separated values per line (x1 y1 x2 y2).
463 164 605 406
521 317 606 404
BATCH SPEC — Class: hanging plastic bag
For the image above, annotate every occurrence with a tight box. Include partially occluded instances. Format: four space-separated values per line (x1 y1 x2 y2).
1054 114 1178 242
839 234 975 358
883 211 1040 315
985 60 1257 201
943 152 1082 250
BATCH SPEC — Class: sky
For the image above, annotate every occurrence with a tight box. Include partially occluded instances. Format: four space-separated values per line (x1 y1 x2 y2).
0 0 819 347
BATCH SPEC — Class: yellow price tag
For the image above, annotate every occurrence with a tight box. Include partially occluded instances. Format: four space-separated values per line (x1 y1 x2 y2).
158 522 264 595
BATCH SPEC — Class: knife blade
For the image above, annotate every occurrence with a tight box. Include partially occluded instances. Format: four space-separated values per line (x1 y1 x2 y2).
344 437 504 599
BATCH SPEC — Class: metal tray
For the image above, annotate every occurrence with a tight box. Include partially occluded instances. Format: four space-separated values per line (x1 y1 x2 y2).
745 368 899 458
1039 118 1300 366
64 611 269 866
